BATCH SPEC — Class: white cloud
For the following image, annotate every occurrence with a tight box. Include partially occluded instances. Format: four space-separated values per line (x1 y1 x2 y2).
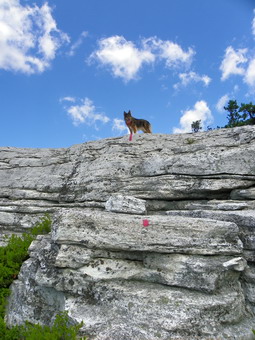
89 35 195 82
0 0 69 74
219 45 255 91
220 46 248 81
218 13 255 94
143 37 195 68
173 100 213 134
216 94 230 113
89 35 155 82
112 118 128 133
244 58 255 88
67 31 88 57
62 97 110 126
60 96 76 103
174 71 211 89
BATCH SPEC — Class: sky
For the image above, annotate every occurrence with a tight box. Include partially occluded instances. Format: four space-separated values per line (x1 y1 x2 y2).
0 0 255 148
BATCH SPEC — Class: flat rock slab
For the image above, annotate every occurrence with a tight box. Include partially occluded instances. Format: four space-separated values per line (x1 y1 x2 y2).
166 210 255 250
0 126 255 204
52 245 244 293
52 209 242 255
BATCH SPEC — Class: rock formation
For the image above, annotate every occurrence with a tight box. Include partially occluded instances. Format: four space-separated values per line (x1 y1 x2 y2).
1 125 255 339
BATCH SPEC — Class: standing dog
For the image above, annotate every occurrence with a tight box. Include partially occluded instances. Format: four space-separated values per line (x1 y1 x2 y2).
124 110 152 141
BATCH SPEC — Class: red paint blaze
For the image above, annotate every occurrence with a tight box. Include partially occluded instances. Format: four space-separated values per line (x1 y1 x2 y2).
143 219 149 227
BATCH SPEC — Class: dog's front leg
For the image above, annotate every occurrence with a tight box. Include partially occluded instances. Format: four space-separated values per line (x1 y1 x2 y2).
128 127 133 141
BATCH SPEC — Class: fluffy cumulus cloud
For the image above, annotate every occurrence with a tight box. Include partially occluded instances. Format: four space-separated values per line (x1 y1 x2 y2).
218 13 255 92
89 35 195 82
173 100 213 134
220 46 255 91
143 37 195 68
174 71 211 89
0 0 69 74
219 13 255 92
89 36 155 82
216 94 230 113
61 97 110 127
220 46 248 81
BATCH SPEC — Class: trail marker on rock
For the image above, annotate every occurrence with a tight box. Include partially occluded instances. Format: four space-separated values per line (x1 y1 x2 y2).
143 219 149 227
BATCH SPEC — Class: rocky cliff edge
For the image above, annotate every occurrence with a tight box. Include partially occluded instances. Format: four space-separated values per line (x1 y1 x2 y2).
1 126 255 339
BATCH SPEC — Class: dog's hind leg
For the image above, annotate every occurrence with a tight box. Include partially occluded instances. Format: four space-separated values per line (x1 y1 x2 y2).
144 124 152 133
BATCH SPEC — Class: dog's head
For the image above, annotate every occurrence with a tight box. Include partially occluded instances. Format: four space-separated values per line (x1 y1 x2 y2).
124 110 132 121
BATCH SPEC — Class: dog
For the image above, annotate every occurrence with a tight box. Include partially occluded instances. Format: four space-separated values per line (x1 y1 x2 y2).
124 110 152 141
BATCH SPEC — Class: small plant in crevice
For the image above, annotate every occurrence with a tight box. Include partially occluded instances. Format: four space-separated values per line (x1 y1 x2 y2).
186 137 196 145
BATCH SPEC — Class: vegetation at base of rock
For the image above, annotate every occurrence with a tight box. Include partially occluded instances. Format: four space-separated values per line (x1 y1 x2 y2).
0 311 85 340
0 214 51 291
0 215 86 339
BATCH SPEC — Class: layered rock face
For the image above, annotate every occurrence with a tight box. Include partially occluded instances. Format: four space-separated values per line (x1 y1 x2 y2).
1 126 255 339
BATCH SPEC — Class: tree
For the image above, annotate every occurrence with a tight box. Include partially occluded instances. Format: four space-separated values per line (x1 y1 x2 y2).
239 102 255 124
224 100 241 128
191 120 202 133
224 100 255 128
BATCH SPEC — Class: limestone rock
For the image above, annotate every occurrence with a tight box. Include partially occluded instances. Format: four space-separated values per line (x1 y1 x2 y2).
51 209 242 255
1 125 255 339
0 126 254 205
105 194 146 214
5 228 253 340
222 257 247 271
231 187 255 200
166 209 255 251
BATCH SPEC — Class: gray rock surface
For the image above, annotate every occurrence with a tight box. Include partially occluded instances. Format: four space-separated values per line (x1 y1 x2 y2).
231 187 255 200
105 194 146 214
1 125 255 339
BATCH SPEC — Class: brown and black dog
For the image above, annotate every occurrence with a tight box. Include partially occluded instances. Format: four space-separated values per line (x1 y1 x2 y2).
124 110 152 141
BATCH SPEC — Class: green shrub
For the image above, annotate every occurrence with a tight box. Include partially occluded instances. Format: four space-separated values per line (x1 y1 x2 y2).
0 311 85 340
0 214 51 290
0 215 86 339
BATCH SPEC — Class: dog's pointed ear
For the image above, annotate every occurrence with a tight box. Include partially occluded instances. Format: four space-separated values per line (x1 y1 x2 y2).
124 111 126 114
128 110 131 113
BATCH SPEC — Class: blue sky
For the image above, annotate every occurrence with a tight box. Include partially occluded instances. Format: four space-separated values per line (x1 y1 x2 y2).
0 0 255 148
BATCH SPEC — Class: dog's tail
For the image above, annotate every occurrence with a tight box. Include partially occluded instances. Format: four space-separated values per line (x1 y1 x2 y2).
144 121 152 133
